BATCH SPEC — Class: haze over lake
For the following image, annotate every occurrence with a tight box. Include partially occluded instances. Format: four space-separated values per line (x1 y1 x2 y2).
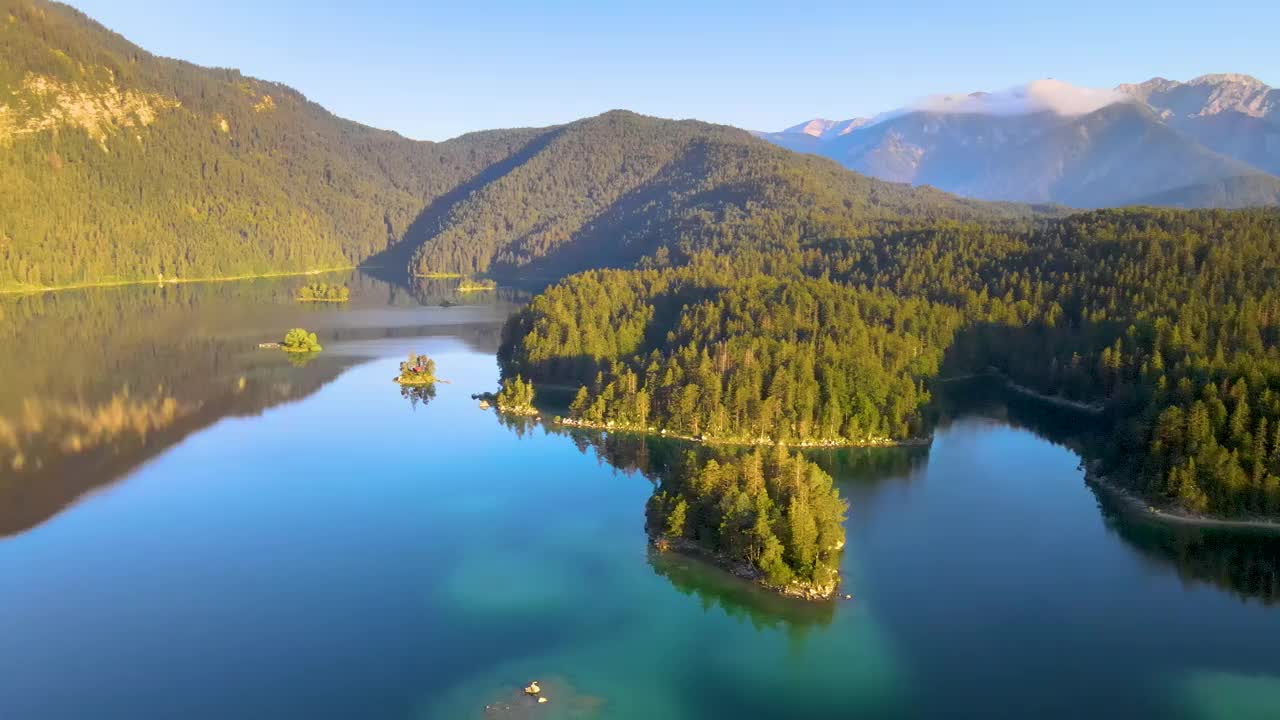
2 272 1278 719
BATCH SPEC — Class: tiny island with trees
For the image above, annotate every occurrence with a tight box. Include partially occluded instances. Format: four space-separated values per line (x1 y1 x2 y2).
280 328 323 353
295 282 351 303
494 375 538 415
396 353 438 386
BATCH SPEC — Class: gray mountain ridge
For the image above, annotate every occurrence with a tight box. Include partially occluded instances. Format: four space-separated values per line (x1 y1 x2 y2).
758 75 1280 208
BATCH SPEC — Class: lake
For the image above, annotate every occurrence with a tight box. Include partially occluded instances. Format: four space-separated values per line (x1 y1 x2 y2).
2 271 1279 719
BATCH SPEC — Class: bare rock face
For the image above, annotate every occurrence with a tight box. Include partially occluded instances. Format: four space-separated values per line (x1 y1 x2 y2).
1116 75 1280 176
1118 74 1279 120
0 72 180 149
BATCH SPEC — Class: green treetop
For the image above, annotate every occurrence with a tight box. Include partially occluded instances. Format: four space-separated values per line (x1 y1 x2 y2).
281 328 322 353
495 375 537 415
396 353 437 385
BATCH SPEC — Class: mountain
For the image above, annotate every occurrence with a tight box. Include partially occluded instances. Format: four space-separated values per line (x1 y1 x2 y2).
0 0 559 290
1119 73 1279 122
0 0 1030 291
405 110 1029 282
1117 74 1280 175
763 78 1280 209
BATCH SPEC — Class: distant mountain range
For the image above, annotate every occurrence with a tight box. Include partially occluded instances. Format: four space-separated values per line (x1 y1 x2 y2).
758 76 1280 208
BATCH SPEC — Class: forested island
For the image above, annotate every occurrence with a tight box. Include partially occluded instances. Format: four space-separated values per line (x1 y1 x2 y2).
396 353 437 385
281 328 322 353
296 283 350 303
648 447 847 599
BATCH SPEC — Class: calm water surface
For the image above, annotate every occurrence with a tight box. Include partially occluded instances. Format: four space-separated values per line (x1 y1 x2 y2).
2 272 1279 719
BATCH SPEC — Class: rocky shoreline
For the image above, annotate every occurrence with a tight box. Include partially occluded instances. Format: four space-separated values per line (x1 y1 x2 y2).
552 416 929 450
1085 465 1280 533
1004 380 1105 414
654 536 840 601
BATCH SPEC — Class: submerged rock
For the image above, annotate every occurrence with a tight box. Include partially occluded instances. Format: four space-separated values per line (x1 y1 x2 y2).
480 676 603 718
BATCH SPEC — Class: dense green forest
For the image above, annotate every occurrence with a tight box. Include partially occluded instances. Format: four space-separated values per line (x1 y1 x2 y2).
0 0 542 289
647 447 847 598
406 110 1034 281
503 266 959 444
504 209 1280 519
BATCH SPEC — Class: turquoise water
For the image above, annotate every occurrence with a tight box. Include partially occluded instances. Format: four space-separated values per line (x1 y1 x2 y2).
2 275 1279 719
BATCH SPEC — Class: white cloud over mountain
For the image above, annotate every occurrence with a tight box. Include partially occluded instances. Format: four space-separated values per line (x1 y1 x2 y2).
877 79 1128 123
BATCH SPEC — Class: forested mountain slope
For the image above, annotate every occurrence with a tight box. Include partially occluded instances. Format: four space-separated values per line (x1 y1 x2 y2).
0 0 542 289
1 0 1033 292
406 110 1029 281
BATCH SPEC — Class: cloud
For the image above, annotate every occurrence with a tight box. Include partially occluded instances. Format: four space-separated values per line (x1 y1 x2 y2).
911 79 1126 116
867 79 1129 126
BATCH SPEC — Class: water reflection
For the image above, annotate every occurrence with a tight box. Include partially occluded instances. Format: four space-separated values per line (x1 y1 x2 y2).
808 445 929 488
931 373 1100 451
0 270 517 538
400 383 439 410
938 375 1280 606
647 548 835 632
1097 490 1280 605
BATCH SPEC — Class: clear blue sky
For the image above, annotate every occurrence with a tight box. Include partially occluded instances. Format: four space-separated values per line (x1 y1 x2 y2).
68 0 1279 141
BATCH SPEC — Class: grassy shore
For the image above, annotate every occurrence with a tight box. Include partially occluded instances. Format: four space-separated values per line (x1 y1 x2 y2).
0 266 356 297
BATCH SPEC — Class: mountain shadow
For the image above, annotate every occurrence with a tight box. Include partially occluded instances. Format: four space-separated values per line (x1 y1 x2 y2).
359 127 565 283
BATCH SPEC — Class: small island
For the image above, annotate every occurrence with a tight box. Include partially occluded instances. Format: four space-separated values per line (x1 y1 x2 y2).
647 447 847 601
296 282 350 303
395 352 438 385
281 327 323 353
495 375 537 415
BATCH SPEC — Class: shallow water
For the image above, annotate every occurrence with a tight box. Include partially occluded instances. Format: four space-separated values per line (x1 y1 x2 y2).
1 272 1278 719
